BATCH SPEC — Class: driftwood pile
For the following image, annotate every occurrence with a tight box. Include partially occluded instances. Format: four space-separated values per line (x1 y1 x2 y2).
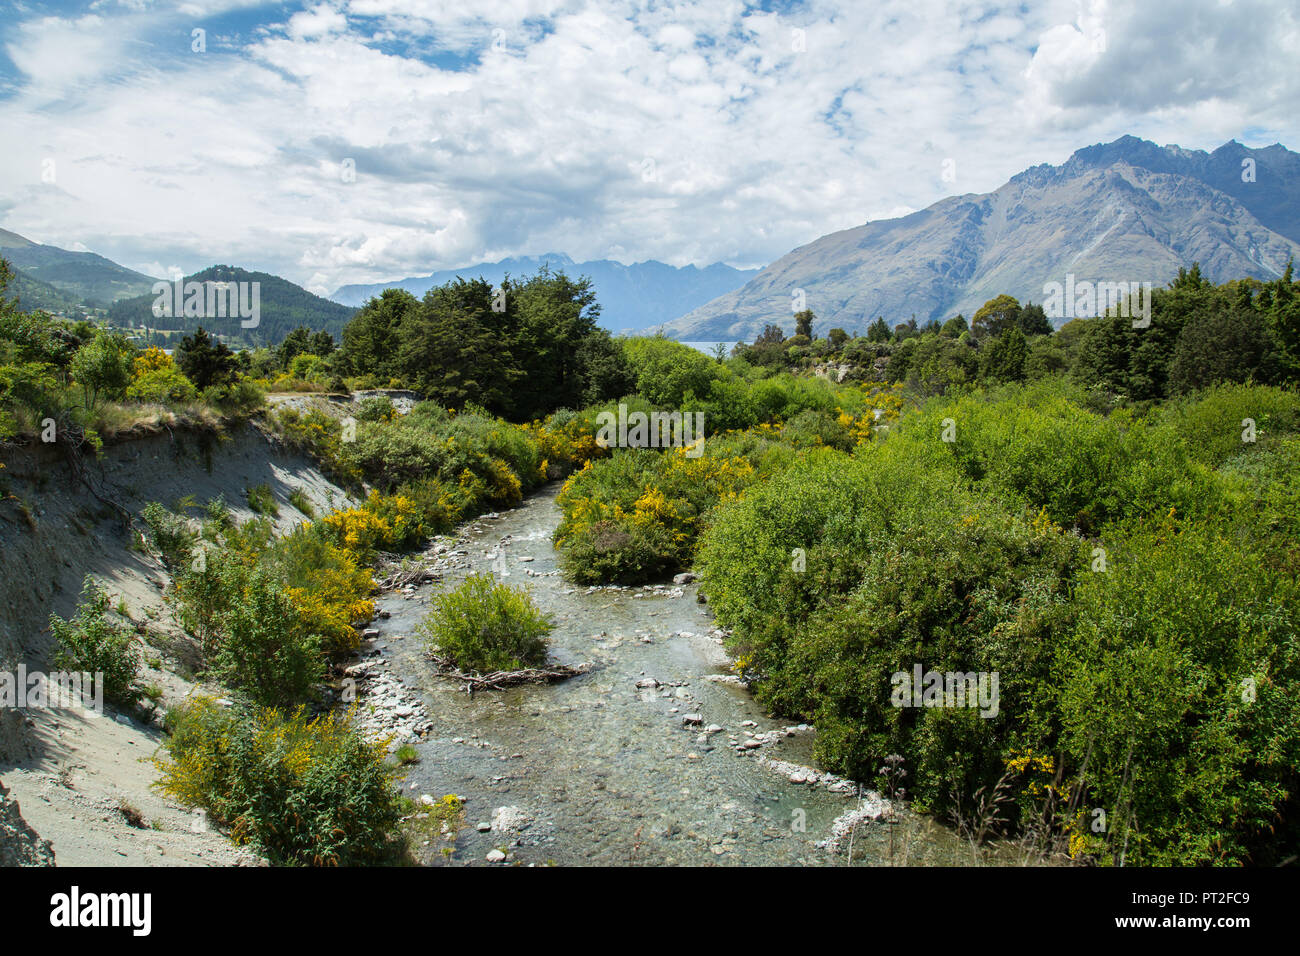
430 655 588 693
374 560 440 591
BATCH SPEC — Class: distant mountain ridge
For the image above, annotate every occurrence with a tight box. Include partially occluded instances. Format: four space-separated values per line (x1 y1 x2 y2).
331 254 760 332
0 227 158 306
662 137 1300 341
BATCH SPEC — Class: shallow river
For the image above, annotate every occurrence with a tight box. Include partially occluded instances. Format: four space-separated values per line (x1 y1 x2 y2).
365 483 980 866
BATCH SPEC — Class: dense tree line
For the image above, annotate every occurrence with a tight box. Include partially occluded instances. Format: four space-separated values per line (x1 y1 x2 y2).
733 262 1300 401
339 268 634 420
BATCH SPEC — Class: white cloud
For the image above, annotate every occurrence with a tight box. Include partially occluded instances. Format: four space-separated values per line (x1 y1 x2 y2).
0 0 1296 296
7 15 120 92
288 4 349 40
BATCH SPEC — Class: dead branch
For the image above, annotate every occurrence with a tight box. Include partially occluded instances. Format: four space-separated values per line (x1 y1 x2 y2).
375 561 440 591
429 654 588 691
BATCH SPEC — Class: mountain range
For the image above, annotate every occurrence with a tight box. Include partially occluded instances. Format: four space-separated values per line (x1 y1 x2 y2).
331 254 760 333
0 227 157 307
661 137 1300 341
0 227 758 340
6 135 1300 347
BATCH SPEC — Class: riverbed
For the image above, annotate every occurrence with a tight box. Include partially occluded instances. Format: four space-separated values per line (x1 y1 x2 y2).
358 482 981 866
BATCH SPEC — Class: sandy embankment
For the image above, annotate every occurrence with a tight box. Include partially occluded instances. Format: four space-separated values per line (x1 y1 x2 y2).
0 416 358 865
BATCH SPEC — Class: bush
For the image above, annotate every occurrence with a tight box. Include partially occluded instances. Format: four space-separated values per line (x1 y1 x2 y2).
622 336 721 407
320 490 424 559
70 333 135 409
559 518 679 584
126 365 198 404
354 395 396 422
553 444 758 584
287 488 315 517
154 698 405 866
245 483 278 517
1054 518 1300 865
417 573 553 673
785 511 1076 816
1155 382 1300 467
267 524 375 658
208 565 323 707
696 378 1300 863
49 577 140 707
140 501 197 569
202 378 265 416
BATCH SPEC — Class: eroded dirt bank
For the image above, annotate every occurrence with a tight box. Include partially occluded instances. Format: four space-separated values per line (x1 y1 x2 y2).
0 422 357 865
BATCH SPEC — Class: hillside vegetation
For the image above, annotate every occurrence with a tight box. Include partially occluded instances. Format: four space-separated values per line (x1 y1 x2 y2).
5 253 1298 867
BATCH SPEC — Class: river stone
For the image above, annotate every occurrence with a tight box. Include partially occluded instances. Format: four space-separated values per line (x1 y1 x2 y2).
486 849 506 863
682 714 703 726
672 572 696 585
491 805 532 832
635 678 659 688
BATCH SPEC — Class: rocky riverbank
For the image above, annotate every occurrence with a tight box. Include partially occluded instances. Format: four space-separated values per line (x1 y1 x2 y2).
336 483 974 866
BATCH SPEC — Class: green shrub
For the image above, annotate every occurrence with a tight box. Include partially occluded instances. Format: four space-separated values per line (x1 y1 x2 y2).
622 336 721 407
354 395 396 422
209 566 323 707
417 573 553 673
126 365 198 403
154 697 405 866
553 441 762 584
559 518 679 584
49 577 140 707
245 483 279 517
787 513 1076 816
140 501 196 569
1055 518 1300 865
202 378 265 416
1155 382 1300 467
70 333 135 409
287 488 315 518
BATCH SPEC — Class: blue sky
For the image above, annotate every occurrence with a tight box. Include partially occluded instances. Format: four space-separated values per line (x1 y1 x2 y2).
1 0 1297 296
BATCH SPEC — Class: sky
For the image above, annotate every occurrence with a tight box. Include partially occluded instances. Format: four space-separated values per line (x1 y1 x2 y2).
0 0 1297 297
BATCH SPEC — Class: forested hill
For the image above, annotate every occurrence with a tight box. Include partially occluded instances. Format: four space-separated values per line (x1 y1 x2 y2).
0 227 157 306
107 265 356 347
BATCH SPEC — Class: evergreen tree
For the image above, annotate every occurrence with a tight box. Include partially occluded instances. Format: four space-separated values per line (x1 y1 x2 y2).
981 327 1028 382
177 327 237 390
794 309 815 339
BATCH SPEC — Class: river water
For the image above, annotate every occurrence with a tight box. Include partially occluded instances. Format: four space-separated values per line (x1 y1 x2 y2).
365 483 980 866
